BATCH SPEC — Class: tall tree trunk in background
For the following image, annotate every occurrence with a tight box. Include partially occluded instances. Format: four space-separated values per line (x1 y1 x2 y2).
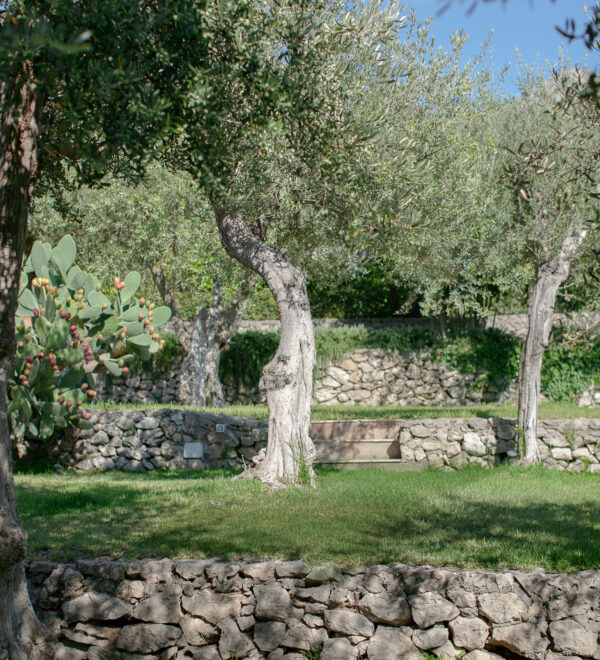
215 209 317 487
151 266 248 407
179 281 249 407
0 63 53 659
518 217 588 463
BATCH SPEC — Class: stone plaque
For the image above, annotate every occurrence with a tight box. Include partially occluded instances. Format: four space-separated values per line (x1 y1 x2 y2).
184 442 204 459
216 424 226 433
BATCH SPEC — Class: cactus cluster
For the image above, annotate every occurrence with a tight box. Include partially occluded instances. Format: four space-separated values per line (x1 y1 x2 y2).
9 235 171 441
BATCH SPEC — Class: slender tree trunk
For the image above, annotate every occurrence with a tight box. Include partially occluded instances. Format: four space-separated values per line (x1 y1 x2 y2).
151 265 192 352
178 283 247 407
0 63 54 658
518 218 588 463
215 209 317 487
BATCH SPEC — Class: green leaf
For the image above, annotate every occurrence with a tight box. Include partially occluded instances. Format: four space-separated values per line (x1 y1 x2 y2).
17 288 39 313
121 305 145 322
19 271 28 296
121 320 144 337
120 271 141 303
31 241 51 278
150 306 172 327
127 333 152 347
59 366 85 389
101 358 123 377
56 235 77 270
51 245 69 280
56 347 85 364
67 267 88 291
39 416 54 439
34 316 51 345
78 305 102 321
88 291 111 308
46 319 70 348
102 315 120 336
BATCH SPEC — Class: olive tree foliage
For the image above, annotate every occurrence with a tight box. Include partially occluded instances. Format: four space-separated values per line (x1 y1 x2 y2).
159 1 417 488
1 0 356 653
351 16 527 329
31 168 254 407
501 69 599 463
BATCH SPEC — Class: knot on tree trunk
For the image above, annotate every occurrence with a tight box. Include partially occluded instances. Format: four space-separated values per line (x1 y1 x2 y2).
0 509 27 570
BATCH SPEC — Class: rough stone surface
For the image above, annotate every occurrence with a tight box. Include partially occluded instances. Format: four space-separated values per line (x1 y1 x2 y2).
25 558 600 660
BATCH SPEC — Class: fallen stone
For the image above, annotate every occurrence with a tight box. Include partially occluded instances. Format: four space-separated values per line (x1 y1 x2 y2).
117 623 181 653
133 586 182 624
358 592 411 626
62 591 131 623
324 609 374 637
449 616 489 650
409 592 460 628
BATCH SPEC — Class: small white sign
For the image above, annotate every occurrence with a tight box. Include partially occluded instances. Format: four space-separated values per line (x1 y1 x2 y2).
184 442 204 459
216 424 226 433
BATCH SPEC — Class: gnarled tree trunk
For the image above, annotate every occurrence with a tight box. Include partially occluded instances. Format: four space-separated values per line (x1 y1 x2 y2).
0 62 54 659
178 282 246 408
152 266 248 407
215 209 316 487
518 217 588 463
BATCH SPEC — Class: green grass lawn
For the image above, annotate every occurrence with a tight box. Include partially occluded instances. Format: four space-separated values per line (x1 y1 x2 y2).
91 400 600 420
15 465 600 573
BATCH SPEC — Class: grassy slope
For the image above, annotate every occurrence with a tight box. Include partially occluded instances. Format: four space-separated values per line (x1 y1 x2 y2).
16 466 600 572
91 401 600 420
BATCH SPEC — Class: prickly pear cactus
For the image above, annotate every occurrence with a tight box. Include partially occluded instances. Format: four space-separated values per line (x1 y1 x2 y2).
9 235 171 441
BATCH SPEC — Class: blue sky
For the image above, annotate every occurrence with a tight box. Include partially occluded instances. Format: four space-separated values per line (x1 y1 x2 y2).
407 0 593 94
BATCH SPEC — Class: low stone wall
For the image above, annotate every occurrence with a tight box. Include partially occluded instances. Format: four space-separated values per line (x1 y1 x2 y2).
98 348 515 408
25 557 600 659
25 409 600 474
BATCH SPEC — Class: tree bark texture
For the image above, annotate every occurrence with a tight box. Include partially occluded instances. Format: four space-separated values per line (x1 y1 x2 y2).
178 298 243 408
518 218 588 463
215 210 317 487
0 63 54 658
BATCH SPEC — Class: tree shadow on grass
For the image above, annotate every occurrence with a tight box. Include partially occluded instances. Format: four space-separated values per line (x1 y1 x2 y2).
16 471 600 571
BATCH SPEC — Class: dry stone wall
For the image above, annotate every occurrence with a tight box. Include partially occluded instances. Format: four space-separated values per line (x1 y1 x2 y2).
23 409 600 474
23 557 600 659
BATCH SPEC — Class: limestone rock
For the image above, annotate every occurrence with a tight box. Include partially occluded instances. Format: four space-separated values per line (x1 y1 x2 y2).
324 609 374 637
320 638 358 660
175 560 211 580
62 591 131 623
281 621 326 651
358 592 411 626
412 624 448 650
449 616 489 650
117 623 181 653
477 592 528 623
409 592 460 628
254 621 287 652
182 591 242 624
179 616 218 645
254 582 292 621
218 619 255 659
549 618 598 657
463 652 506 660
133 586 182 624
463 433 487 456
367 625 420 660
490 622 549 659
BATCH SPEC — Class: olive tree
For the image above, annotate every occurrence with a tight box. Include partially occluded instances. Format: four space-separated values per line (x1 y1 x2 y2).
1 0 346 652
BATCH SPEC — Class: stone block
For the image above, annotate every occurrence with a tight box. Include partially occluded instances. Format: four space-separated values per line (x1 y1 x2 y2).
324 609 374 637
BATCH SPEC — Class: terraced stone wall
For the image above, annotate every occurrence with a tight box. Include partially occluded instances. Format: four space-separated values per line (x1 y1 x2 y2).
19 409 600 474
24 558 600 659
